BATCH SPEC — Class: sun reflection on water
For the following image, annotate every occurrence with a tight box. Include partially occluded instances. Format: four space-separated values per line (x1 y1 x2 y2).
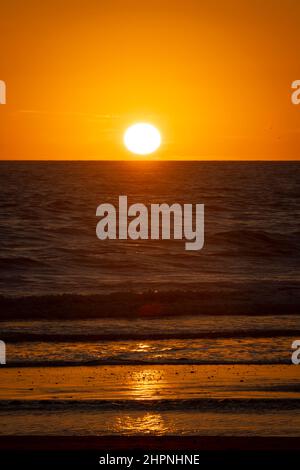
128 368 165 400
133 342 151 353
115 413 167 435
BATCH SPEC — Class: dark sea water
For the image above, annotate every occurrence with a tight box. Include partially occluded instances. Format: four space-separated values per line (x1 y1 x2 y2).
0 161 299 296
0 162 300 435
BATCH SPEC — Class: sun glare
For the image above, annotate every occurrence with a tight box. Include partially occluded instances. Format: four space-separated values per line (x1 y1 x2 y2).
124 123 161 155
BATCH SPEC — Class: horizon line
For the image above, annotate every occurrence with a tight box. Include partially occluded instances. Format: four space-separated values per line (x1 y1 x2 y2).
0 159 300 163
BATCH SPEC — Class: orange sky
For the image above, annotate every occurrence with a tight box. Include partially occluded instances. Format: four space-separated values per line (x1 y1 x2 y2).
0 0 300 160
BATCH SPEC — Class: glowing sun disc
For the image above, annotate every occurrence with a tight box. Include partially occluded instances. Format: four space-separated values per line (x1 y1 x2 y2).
124 123 161 155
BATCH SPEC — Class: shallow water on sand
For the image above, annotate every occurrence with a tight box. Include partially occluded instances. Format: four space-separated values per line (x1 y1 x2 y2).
2 409 300 436
0 365 300 435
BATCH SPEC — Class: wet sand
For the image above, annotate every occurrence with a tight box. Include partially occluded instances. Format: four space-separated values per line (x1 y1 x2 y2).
1 364 300 401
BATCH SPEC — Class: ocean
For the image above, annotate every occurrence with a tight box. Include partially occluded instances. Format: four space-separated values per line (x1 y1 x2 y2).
0 161 300 435
1 161 300 295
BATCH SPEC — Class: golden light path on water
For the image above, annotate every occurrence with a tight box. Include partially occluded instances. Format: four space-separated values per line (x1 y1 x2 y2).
116 357 167 434
115 413 167 435
113 345 166 434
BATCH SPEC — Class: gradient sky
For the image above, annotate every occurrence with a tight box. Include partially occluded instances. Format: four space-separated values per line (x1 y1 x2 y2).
0 0 300 160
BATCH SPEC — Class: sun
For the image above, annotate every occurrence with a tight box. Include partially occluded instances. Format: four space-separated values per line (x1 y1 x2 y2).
124 123 161 155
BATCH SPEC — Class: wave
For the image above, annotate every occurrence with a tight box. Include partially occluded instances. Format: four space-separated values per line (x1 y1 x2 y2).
0 257 47 269
4 358 291 367
210 229 300 256
2 329 299 343
1 280 300 319
1 398 300 412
